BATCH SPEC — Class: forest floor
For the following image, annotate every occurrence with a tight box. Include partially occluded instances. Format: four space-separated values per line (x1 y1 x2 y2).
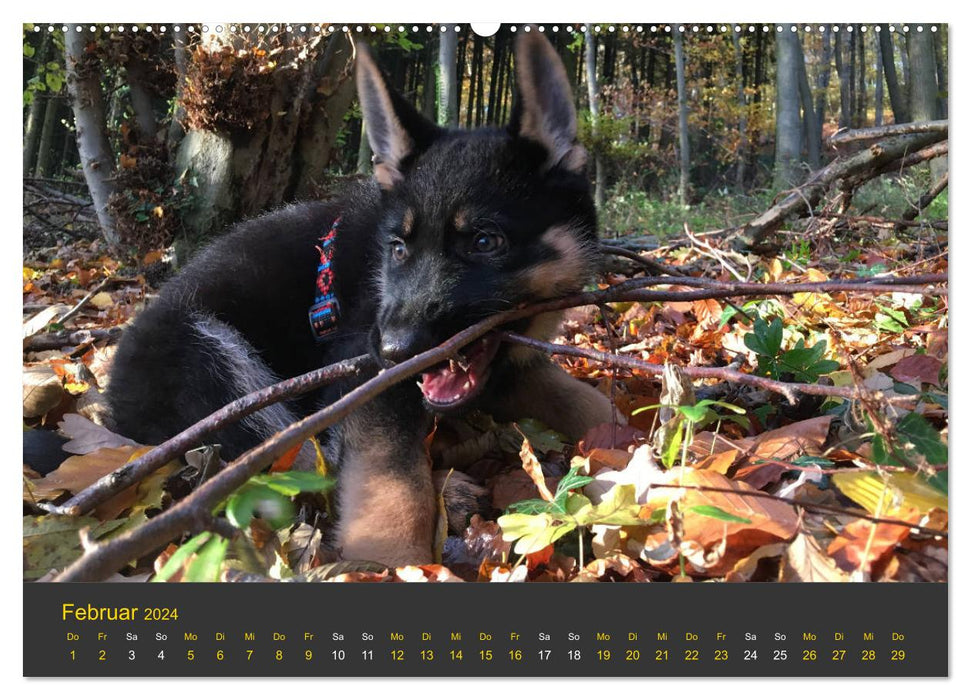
22 180 948 584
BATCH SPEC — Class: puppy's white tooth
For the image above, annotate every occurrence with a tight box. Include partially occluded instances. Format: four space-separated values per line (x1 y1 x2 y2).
449 359 458 372
463 381 471 390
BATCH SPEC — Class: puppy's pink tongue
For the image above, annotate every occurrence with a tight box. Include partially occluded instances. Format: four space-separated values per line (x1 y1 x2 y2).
419 361 479 405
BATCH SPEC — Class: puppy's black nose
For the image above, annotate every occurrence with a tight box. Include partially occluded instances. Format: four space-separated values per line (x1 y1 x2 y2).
379 327 428 363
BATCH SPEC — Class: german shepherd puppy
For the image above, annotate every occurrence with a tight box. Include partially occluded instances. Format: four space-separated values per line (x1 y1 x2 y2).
107 32 613 566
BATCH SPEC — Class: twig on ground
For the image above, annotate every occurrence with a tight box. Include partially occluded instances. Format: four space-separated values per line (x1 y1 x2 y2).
50 273 947 581
647 483 947 538
57 276 114 326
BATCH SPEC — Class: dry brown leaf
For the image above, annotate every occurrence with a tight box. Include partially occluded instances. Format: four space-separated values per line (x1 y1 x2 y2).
691 415 832 488
517 432 554 501
641 467 800 576
827 513 917 574
889 353 943 386
783 531 851 582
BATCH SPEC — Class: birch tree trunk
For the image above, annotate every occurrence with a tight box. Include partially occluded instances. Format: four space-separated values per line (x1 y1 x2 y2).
584 27 605 210
673 28 690 207
774 25 803 189
437 28 458 126
731 29 748 190
907 27 945 179
64 28 119 248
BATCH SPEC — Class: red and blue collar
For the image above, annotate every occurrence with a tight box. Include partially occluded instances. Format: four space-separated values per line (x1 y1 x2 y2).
308 217 341 340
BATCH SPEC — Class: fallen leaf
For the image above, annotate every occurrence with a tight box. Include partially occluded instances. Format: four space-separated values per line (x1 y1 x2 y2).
889 353 943 386
783 531 851 582
88 291 113 310
831 470 947 517
59 413 139 454
827 514 917 573
517 433 555 502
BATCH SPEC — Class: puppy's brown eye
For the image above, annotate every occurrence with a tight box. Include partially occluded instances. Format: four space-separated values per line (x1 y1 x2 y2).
391 240 408 262
471 232 505 255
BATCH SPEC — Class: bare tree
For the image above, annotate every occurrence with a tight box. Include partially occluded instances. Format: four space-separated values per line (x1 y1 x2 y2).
437 27 458 126
584 27 605 210
64 27 119 248
774 25 803 189
673 27 690 206
879 26 908 124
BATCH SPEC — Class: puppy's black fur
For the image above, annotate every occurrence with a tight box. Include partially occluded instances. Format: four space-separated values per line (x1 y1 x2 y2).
107 33 613 565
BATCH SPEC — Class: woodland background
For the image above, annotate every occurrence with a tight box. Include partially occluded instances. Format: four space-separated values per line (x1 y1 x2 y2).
22 24 948 584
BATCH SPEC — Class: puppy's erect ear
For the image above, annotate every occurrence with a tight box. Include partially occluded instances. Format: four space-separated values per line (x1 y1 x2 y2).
510 32 587 173
356 43 440 189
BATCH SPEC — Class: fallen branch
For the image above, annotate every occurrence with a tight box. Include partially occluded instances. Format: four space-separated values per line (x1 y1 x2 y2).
51 273 946 581
733 131 947 251
42 273 943 523
500 332 927 406
827 120 948 146
599 244 682 276
24 327 122 352
648 483 947 538
57 276 114 326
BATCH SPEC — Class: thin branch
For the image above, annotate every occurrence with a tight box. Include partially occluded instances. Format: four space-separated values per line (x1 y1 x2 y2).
647 483 947 538
51 273 947 581
57 276 114 326
500 331 926 406
23 327 122 352
599 244 682 276
43 273 943 521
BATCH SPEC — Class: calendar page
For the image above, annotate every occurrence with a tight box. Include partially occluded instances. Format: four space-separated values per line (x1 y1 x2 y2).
21 16 949 681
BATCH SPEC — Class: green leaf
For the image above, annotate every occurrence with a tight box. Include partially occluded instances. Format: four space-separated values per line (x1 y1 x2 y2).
184 534 228 582
897 412 947 465
226 484 295 529
153 532 212 582
251 471 334 497
661 421 684 468
687 505 752 524
45 72 63 92
497 512 576 555
791 455 834 467
926 470 947 495
23 43 35 58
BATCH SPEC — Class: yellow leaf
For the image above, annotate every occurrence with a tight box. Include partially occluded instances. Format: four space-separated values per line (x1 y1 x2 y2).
88 291 113 309
831 471 948 517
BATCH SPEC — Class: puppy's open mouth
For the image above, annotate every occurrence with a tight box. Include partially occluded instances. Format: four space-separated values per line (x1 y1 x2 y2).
417 333 501 410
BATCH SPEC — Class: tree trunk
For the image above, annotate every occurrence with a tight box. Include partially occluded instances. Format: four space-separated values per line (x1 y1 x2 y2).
907 27 945 179
731 29 748 190
874 34 884 127
673 28 690 206
64 28 119 248
125 55 158 143
774 26 803 189
814 26 833 147
166 29 189 152
23 34 50 176
291 31 356 198
878 25 908 124
486 32 505 125
584 27 605 210
437 29 458 126
796 38 820 170
934 29 947 119
34 95 60 177
422 41 437 120
856 28 866 128
834 29 852 128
